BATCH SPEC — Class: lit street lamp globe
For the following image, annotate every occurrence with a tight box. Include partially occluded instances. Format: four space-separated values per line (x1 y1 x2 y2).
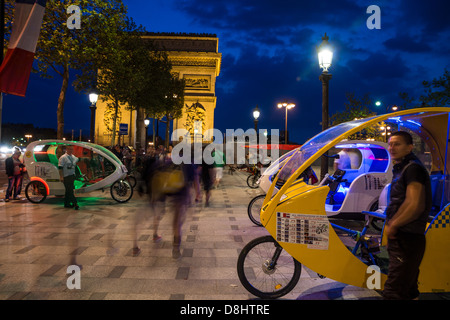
318 33 333 73
89 93 98 104
253 105 260 120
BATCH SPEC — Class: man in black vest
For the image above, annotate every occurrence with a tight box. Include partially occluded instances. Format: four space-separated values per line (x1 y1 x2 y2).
383 131 432 300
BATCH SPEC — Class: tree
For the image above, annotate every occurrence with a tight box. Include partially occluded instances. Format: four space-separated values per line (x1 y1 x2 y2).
87 17 183 148
161 77 186 148
331 92 383 141
92 18 142 147
420 69 450 107
398 92 416 110
331 93 376 125
124 36 184 149
4 0 128 139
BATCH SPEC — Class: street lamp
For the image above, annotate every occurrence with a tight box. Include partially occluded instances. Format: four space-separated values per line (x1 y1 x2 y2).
380 125 391 142
144 118 150 150
253 105 260 145
89 92 99 143
318 33 333 180
277 101 295 144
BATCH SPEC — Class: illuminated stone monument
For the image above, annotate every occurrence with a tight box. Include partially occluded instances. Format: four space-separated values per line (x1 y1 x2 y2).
94 32 221 147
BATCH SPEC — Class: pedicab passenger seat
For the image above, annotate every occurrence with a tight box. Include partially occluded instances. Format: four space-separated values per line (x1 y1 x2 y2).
324 169 347 205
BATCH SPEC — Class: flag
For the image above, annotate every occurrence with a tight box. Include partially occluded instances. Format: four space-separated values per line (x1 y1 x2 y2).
0 0 47 97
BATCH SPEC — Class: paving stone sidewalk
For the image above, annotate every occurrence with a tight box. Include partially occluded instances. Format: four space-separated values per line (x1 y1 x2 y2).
0 166 447 301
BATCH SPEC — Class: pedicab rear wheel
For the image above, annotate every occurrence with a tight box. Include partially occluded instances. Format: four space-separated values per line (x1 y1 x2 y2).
237 235 301 299
110 180 133 203
25 180 47 204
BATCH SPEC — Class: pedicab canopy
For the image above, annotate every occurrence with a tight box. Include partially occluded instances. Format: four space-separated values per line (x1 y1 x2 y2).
260 107 450 291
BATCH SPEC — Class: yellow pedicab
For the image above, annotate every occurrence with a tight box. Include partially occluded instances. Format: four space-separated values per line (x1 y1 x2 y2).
237 107 450 299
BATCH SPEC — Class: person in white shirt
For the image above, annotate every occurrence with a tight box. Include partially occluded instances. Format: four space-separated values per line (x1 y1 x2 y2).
58 145 79 210
334 148 359 171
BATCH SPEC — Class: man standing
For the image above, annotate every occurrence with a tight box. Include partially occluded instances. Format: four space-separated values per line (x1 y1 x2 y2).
383 131 432 300
58 145 79 210
5 148 26 202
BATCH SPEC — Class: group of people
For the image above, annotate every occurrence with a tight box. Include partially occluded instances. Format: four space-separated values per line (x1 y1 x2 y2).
111 145 134 172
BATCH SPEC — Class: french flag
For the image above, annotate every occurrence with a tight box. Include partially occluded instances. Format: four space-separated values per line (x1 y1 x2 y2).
0 0 47 97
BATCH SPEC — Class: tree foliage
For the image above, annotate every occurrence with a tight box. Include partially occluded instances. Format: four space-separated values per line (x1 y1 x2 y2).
4 0 128 139
420 69 450 107
5 0 185 146
331 92 385 141
331 93 376 125
87 19 185 147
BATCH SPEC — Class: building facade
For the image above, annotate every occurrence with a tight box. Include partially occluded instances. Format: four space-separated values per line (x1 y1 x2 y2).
94 32 222 147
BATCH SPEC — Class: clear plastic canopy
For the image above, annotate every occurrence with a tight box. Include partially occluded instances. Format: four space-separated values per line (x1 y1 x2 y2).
276 116 378 184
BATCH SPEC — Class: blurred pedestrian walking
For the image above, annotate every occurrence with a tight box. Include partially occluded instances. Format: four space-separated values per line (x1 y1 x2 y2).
201 152 214 206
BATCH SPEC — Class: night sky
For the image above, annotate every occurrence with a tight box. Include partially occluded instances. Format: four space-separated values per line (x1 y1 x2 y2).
2 0 450 144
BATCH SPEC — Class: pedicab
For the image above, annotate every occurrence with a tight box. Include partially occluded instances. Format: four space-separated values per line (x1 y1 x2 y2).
237 107 450 299
249 140 392 226
23 140 133 204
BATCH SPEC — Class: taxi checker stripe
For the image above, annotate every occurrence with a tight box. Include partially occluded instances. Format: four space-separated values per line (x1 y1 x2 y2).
431 205 450 229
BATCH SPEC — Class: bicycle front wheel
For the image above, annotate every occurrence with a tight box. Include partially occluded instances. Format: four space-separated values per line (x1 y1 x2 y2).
247 173 260 189
247 194 265 226
237 236 301 299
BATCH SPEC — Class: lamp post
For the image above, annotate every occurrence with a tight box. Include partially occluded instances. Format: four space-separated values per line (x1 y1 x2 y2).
144 118 150 151
277 102 295 144
318 33 333 180
379 125 391 143
89 92 98 143
253 105 260 145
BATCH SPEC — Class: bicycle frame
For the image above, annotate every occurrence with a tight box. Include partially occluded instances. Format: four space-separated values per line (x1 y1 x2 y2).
330 221 378 266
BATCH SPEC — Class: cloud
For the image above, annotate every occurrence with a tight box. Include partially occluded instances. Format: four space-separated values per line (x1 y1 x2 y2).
346 52 410 80
383 34 432 53
175 0 364 31
398 0 450 35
